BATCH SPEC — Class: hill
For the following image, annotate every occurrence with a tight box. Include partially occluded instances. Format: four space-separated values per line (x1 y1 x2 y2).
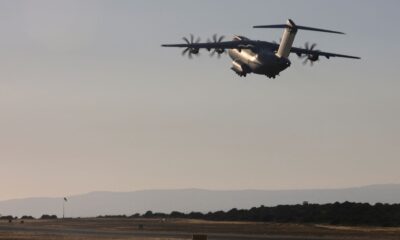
1 184 399 218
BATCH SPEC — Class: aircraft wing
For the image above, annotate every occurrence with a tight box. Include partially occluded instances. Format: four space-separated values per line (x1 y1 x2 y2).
162 41 255 50
290 46 361 59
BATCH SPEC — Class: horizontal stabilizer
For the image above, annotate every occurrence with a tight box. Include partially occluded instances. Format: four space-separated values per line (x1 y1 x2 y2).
253 19 345 34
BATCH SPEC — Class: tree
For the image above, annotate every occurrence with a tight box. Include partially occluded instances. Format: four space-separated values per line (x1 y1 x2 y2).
40 214 57 220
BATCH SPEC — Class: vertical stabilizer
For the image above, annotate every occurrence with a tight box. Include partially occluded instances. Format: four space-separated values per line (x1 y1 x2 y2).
276 19 297 58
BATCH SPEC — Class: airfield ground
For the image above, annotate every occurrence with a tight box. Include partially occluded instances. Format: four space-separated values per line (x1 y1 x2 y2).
0 218 399 240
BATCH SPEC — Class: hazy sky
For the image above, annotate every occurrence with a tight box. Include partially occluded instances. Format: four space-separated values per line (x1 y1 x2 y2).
1 0 399 200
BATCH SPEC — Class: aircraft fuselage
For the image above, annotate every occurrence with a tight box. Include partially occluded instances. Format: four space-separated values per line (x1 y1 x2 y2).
228 47 291 78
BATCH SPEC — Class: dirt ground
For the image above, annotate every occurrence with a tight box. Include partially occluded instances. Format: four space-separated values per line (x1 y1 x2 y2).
0 218 399 240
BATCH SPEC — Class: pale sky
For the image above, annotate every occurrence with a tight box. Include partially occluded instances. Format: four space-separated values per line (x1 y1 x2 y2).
1 0 399 200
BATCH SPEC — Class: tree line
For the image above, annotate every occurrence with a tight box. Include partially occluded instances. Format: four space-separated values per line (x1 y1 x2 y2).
3 202 400 226
98 202 400 227
0 214 56 220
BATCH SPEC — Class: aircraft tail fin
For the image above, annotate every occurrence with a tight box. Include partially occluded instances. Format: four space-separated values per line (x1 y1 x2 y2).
254 19 345 58
275 19 298 58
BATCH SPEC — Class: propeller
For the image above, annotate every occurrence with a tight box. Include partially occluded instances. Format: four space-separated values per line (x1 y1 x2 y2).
208 34 226 58
181 34 201 59
299 42 320 66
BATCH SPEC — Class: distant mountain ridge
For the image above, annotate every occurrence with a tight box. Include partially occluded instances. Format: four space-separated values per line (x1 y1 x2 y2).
1 184 400 218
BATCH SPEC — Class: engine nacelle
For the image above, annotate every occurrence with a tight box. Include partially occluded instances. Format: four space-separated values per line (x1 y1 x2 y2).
231 60 250 76
189 48 199 54
308 54 319 61
215 48 224 54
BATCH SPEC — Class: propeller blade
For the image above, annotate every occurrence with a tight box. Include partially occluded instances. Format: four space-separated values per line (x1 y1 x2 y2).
300 42 319 65
190 34 194 43
182 48 189 56
183 37 189 44
207 34 226 59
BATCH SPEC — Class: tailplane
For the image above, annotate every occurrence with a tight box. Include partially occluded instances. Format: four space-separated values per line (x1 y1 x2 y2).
253 19 345 58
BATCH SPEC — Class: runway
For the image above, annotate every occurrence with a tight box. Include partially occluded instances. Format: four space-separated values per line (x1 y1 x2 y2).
0 224 392 240
0 218 398 240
